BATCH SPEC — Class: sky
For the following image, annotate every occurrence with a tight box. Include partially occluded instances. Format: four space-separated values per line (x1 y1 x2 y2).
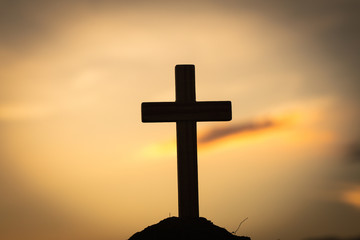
0 0 360 239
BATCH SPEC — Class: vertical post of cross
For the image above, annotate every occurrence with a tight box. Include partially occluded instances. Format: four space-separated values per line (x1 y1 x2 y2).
175 65 199 219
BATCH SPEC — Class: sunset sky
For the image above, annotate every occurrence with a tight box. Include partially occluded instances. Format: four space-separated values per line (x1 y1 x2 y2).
0 1 360 239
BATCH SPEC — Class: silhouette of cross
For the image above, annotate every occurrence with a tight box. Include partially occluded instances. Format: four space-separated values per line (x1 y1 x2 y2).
141 65 232 219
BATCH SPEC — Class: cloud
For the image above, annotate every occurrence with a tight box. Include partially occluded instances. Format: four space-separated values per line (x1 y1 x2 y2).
198 119 278 144
0 103 52 121
346 141 360 164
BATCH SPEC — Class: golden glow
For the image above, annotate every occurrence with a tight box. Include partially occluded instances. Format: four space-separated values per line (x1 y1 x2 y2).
343 187 360 209
141 106 336 158
140 139 177 159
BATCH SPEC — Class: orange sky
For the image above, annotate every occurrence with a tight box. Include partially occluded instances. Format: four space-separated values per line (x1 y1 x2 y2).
1 1 360 240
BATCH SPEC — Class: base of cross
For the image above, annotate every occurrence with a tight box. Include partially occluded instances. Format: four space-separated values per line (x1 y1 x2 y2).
128 217 251 240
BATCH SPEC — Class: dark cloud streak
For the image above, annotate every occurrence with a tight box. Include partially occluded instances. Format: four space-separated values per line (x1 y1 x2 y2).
199 119 277 144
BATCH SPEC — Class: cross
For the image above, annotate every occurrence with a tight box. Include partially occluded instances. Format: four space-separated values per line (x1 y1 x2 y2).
141 65 232 219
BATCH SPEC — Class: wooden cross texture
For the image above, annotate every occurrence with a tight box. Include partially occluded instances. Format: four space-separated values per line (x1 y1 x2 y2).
141 65 232 219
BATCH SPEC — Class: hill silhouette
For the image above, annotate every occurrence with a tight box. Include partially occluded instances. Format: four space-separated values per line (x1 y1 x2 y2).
128 217 250 240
